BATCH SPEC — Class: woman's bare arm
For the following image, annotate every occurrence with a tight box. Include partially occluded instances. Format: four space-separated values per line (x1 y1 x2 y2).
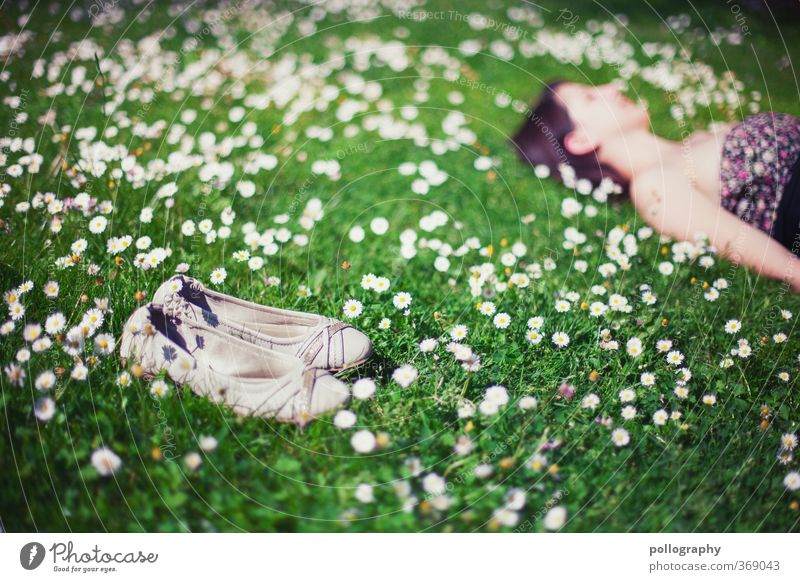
630 170 800 292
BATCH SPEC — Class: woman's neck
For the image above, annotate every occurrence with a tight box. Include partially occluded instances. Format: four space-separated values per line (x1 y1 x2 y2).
596 129 682 183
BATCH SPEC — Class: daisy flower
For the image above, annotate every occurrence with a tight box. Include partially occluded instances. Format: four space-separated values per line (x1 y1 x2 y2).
360 273 376 289
35 371 56 391
210 268 227 286
543 506 567 531
656 339 673 352
621 405 637 420
479 301 497 316
392 364 418 388
352 378 377 399
555 299 571 313
674 386 689 399
619 389 636 403
527 316 544 329
150 379 170 398
493 312 511 329
392 292 412 310
781 433 798 450
32 337 52 353
419 338 438 352
94 333 115 355
82 308 104 331
184 452 203 472
232 250 250 262
63 327 85 356
457 400 476 418
666 350 684 366
652 409 668 425
526 329 542 344
510 273 529 288
450 325 468 341
89 216 108 234
589 302 607 317
641 291 657 305
43 280 60 298
611 428 630 447
342 299 363 319
783 471 800 491
34 397 56 422
23 323 42 342
422 473 446 496
9 302 25 320
70 363 89 381
640 372 655 387
334 409 357 428
199 436 218 452
582 393 600 410
724 319 741 334
351 430 376 453
702 394 717 406
378 318 391 330
626 337 642 357
373 277 390 292
165 278 183 294
552 331 570 347
91 447 122 476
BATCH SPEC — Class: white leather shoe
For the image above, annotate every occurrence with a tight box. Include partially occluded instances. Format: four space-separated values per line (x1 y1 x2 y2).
151 275 372 371
119 304 349 426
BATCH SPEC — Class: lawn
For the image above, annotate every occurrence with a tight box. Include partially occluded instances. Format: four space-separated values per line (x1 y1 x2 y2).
1 0 800 532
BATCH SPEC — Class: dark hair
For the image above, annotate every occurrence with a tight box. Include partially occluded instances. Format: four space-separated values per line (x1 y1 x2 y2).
511 80 629 198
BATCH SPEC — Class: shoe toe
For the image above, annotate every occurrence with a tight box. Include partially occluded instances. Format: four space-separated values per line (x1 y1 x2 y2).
308 372 350 418
335 326 373 369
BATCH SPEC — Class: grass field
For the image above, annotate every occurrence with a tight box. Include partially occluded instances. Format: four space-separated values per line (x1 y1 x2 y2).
2 0 800 532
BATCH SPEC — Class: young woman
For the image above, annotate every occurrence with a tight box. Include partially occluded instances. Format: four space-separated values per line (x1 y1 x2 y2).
513 81 800 292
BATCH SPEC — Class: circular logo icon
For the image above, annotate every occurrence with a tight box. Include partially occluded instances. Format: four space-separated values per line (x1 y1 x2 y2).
20 542 46 570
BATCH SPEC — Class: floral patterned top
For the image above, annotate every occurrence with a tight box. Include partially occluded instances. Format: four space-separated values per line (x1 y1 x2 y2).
720 112 800 234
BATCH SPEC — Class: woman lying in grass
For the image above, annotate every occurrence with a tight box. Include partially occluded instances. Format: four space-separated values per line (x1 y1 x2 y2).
513 81 800 292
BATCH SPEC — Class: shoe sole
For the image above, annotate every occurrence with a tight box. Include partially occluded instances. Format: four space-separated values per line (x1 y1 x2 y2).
327 350 373 373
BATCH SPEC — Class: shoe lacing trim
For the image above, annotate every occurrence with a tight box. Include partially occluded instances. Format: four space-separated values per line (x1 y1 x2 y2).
162 292 195 320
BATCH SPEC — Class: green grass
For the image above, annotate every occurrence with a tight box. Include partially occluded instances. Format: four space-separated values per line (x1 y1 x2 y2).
1 0 800 532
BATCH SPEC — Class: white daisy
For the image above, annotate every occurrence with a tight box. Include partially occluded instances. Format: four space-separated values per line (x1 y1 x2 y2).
210 268 227 286
724 319 741 334
342 299 363 319
392 292 412 310
611 427 630 447
91 447 122 476
551 331 570 347
493 312 511 329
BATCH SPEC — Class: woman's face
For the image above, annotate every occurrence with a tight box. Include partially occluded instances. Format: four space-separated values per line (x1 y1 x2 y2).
554 82 649 153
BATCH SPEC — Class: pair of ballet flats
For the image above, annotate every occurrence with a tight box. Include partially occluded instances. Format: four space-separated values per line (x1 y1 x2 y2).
119 275 372 426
